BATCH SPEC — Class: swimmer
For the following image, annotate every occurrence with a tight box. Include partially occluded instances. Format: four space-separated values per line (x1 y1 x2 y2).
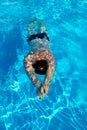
24 17 55 99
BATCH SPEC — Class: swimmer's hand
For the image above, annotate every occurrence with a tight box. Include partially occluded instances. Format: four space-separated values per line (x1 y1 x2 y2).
37 84 49 99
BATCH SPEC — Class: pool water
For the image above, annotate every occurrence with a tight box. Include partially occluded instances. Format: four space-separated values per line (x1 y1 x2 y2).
0 0 87 130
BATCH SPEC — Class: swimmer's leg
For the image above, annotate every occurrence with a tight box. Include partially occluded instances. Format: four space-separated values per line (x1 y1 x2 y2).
27 17 50 48
27 17 48 35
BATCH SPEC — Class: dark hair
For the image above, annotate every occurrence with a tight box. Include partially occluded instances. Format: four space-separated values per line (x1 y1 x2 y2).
32 60 48 75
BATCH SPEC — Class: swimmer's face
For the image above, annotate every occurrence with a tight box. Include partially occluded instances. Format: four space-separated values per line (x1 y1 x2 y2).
39 66 44 70
37 65 46 73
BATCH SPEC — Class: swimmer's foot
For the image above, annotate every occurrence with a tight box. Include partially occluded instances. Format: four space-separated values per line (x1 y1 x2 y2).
37 84 49 99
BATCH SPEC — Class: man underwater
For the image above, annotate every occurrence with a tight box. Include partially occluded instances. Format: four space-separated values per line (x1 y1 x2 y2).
24 17 55 99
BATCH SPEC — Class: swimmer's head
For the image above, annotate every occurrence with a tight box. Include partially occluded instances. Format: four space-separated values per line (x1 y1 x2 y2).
32 60 48 75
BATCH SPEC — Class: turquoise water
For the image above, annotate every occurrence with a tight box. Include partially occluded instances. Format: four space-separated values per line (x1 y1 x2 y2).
0 0 87 129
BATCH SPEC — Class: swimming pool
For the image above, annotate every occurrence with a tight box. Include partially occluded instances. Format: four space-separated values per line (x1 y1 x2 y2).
0 0 87 129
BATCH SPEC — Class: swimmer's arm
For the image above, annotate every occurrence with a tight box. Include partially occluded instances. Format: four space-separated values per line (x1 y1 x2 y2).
44 63 54 85
38 54 54 98
24 55 42 88
29 71 42 88
44 53 55 85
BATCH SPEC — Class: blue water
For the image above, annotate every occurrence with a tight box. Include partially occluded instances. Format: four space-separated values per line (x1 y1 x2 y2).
0 0 87 130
